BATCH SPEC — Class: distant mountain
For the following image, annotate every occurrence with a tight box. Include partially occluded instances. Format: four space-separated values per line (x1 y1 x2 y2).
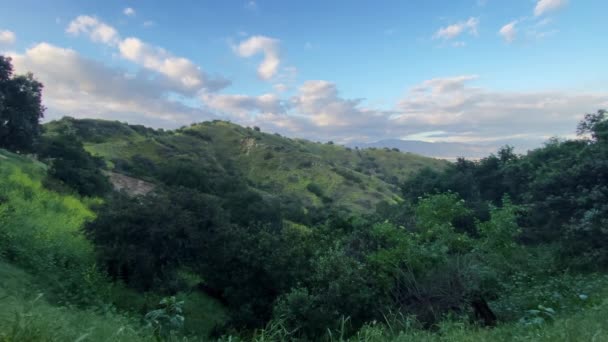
351 138 545 160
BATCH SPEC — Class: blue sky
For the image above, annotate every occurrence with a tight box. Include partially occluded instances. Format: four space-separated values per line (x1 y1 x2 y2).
1 0 607 154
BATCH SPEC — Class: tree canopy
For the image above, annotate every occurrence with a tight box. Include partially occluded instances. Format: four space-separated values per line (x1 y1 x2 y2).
0 56 45 153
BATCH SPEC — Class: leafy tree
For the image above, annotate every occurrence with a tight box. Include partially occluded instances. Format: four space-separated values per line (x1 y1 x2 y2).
85 188 227 291
0 56 45 152
200 222 314 328
578 109 608 142
37 133 111 197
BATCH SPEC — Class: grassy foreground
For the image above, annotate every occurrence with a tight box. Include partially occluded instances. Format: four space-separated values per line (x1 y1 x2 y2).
2 263 607 342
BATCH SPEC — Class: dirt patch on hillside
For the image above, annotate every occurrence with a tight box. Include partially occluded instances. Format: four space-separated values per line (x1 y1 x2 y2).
241 137 257 155
106 171 155 196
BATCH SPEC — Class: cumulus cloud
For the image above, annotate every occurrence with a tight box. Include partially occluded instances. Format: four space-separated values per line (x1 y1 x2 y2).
534 0 567 16
235 35 281 80
66 15 120 45
0 30 16 45
201 93 285 120
395 76 607 143
9 42 215 127
199 75 607 151
123 7 136 17
499 21 518 43
434 17 479 40
67 15 229 92
118 37 229 92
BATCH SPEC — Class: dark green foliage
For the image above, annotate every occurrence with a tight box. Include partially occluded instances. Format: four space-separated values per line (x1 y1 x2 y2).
37 133 111 197
157 159 214 193
401 110 608 269
306 182 324 197
0 56 45 153
222 189 283 228
199 222 315 328
85 188 227 291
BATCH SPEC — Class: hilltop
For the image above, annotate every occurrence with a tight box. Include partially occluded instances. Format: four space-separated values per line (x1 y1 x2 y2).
44 117 447 214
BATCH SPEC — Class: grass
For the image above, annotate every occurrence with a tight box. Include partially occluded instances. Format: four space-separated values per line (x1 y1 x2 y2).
0 148 228 340
345 305 608 341
0 261 153 342
44 117 448 214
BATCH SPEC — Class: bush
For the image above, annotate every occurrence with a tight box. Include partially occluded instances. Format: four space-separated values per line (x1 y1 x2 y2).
306 183 324 197
37 134 111 197
85 188 227 291
0 162 108 305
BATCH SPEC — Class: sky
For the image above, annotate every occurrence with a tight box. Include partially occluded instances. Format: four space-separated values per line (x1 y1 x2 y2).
1 0 607 154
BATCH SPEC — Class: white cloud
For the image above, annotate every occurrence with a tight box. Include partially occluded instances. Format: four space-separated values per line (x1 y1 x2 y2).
395 76 607 142
118 37 224 91
534 0 567 16
67 15 229 92
499 21 518 43
235 35 281 80
9 42 215 127
434 17 479 40
0 30 16 45
201 75 607 151
245 1 257 10
291 80 388 129
66 15 120 45
143 20 155 28
202 93 284 120
123 7 136 17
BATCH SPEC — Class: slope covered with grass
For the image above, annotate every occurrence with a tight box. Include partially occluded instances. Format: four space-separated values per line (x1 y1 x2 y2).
0 148 227 340
44 118 447 214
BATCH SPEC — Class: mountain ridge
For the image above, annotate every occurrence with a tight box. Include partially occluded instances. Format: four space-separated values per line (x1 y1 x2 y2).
43 117 448 214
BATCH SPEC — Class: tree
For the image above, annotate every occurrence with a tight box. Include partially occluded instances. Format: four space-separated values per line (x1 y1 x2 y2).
85 188 227 291
577 109 608 142
0 56 45 152
37 133 111 197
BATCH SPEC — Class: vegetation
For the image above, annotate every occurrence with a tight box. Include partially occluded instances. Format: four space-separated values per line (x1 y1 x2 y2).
0 56 45 153
2 55 608 341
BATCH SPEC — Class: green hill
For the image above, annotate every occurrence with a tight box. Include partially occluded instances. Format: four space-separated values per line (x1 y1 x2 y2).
43 117 447 214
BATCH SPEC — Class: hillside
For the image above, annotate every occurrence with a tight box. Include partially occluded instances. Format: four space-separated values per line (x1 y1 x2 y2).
0 148 228 340
3 146 608 342
43 117 447 213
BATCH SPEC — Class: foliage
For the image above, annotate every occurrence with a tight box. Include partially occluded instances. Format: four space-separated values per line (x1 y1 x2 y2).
144 296 185 340
0 56 45 153
401 110 608 269
85 188 226 291
36 132 112 197
0 157 109 305
44 116 447 216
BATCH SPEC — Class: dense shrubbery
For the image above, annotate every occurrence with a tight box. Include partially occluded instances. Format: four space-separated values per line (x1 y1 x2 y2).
84 189 226 291
37 133 112 197
401 110 608 269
